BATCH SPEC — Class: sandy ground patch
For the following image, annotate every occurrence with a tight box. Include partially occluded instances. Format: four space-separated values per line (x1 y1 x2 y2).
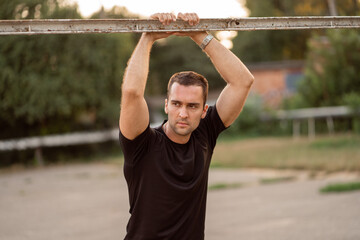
0 163 359 240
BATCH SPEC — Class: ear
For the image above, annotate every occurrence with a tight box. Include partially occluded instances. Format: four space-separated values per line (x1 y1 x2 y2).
164 99 168 114
201 104 209 119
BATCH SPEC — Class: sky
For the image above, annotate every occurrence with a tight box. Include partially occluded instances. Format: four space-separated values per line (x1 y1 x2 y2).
70 0 248 18
68 0 248 48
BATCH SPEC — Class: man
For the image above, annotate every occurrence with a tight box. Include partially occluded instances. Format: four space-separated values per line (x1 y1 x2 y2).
119 12 254 239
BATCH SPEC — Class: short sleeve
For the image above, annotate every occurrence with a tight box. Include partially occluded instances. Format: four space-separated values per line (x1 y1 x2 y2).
198 105 228 150
119 125 155 166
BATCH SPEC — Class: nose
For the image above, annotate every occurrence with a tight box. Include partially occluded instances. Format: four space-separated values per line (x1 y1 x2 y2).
178 107 188 119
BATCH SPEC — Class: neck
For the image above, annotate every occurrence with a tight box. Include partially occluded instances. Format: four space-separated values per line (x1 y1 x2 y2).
163 122 190 144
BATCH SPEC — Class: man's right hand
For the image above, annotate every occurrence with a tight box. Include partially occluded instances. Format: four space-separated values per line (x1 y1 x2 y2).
146 12 201 42
145 13 177 42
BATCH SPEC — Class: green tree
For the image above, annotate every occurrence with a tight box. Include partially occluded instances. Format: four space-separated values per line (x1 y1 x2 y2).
282 29 360 133
294 30 360 108
0 0 135 139
232 0 360 63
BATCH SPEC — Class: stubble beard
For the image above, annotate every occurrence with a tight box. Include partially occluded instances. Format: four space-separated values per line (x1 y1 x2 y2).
169 120 195 137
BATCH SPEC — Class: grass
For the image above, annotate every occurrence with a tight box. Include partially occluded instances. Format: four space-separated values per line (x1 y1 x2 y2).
208 182 243 191
260 176 296 184
211 134 360 172
208 176 297 191
320 181 360 193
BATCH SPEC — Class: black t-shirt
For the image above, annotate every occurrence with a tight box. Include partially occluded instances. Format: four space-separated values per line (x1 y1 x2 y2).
119 105 226 240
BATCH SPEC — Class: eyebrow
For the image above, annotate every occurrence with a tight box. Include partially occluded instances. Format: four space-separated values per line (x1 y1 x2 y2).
170 100 201 107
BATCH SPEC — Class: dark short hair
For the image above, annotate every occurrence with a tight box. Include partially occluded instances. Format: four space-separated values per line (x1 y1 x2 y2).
167 71 209 106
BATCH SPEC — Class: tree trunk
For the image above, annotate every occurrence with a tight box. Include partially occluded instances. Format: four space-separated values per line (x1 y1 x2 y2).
327 0 338 16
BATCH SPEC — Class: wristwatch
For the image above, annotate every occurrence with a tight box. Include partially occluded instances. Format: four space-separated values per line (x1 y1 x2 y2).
200 34 214 50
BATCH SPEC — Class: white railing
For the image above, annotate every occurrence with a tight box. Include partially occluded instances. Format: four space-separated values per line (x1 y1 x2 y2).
270 106 358 139
0 129 119 151
0 122 162 151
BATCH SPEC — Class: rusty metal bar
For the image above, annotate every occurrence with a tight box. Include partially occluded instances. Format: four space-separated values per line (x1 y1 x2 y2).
0 16 360 35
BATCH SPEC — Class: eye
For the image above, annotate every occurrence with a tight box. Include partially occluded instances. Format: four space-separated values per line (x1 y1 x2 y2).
172 102 180 107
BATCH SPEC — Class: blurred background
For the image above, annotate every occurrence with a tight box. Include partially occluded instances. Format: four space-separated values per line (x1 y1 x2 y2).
0 0 360 239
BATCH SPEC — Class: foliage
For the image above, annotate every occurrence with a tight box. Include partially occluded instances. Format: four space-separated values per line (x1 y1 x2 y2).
244 0 359 17
342 92 360 133
0 0 69 20
221 95 286 136
232 29 312 63
0 0 136 139
288 30 360 108
342 92 360 110
225 95 263 134
232 0 360 63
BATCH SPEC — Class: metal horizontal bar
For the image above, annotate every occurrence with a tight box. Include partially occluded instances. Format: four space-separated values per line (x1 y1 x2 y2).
0 129 119 151
0 121 161 151
276 106 353 120
0 16 360 35
260 106 359 121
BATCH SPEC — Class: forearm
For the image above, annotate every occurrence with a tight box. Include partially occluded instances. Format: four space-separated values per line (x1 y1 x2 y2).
191 33 254 88
122 33 154 97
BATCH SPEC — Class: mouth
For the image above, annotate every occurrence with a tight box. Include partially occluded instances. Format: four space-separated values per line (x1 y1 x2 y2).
177 121 189 127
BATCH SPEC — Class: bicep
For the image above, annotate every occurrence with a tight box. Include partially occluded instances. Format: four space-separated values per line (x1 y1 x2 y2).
119 93 149 140
216 84 252 128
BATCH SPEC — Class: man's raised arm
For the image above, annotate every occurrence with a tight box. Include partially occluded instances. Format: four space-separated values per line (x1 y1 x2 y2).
119 13 177 140
189 31 255 128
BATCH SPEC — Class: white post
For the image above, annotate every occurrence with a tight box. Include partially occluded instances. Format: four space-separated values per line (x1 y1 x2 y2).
326 116 335 135
35 147 44 166
293 120 301 139
308 118 316 140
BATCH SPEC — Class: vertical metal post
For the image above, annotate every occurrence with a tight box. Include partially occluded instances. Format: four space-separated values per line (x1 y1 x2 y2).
293 120 301 139
326 116 335 135
308 118 316 140
35 147 44 166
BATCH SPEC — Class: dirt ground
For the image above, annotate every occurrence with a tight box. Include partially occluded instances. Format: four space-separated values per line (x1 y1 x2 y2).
1 163 360 240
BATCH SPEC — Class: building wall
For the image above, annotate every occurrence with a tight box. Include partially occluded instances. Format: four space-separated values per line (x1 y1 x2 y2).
248 62 304 109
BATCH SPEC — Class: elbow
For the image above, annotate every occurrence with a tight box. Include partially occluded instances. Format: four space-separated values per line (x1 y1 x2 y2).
121 86 143 101
121 74 145 100
226 74 254 90
248 74 255 87
242 74 255 89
